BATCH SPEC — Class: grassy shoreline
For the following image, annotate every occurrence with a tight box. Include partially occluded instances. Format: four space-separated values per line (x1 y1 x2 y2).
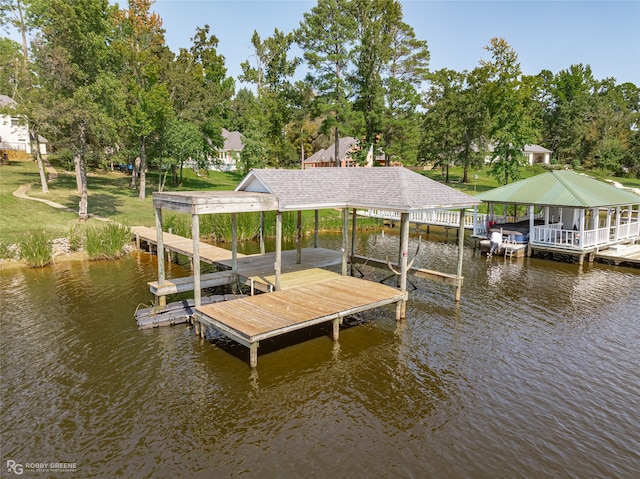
2 157 639 268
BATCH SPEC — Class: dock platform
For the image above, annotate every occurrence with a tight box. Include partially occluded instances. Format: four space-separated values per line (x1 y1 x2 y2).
595 244 640 266
195 273 408 367
131 225 246 264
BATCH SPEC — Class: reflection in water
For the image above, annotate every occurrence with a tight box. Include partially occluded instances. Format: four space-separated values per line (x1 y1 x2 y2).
2 237 640 478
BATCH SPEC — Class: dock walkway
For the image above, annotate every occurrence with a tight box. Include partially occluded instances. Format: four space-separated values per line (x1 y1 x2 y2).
132 226 245 264
595 244 640 266
195 273 407 367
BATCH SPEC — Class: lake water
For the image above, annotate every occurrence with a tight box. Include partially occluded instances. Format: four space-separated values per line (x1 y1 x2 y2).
1 231 639 478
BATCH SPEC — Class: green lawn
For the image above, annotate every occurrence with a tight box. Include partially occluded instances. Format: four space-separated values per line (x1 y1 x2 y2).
0 158 243 244
1 158 637 246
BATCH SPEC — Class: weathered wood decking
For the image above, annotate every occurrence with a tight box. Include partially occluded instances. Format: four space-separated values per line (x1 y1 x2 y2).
132 226 247 264
195 273 408 367
595 244 640 266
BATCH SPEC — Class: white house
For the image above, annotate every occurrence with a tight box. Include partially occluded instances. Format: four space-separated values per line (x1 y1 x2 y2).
0 94 47 157
217 128 243 172
481 142 552 165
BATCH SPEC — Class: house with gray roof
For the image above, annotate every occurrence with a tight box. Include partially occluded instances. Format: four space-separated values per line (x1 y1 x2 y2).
302 137 360 169
480 142 552 165
216 128 244 172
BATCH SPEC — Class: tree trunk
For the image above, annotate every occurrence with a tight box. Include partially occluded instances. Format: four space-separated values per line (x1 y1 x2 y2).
32 129 49 193
171 164 178 187
334 126 340 167
138 136 147 200
129 157 139 189
74 153 82 192
78 122 88 222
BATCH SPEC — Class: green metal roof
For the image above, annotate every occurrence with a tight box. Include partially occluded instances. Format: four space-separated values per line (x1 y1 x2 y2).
475 170 640 207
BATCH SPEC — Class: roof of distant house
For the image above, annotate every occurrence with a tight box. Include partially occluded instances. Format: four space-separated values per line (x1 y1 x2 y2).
303 137 358 164
222 128 243 151
0 95 17 108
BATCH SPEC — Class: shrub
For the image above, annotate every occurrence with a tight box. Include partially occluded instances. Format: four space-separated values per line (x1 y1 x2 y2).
68 224 83 252
0 241 14 260
164 214 191 238
84 222 131 260
18 230 53 267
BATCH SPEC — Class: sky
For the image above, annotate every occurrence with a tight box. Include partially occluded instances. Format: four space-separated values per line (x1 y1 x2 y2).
149 0 640 88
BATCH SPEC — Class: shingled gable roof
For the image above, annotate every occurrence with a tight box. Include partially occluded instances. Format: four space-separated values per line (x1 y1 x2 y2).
235 167 481 212
476 170 640 208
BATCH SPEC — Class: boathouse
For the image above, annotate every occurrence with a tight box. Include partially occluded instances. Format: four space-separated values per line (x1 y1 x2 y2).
472 170 640 263
147 167 480 366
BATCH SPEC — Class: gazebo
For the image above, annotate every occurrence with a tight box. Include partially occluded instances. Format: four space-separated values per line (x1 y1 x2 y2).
473 170 640 263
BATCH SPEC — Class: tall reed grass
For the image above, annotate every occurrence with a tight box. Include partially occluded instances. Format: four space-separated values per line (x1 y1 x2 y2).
18 230 53 267
84 222 131 260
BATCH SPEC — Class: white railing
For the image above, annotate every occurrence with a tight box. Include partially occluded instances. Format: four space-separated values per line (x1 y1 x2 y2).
615 221 640 241
0 141 27 151
358 209 485 230
531 223 636 249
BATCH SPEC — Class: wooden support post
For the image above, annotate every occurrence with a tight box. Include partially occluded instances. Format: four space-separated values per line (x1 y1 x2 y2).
350 208 357 276
192 213 201 307
249 342 258 368
296 210 302 264
342 208 349 276
455 208 465 302
528 205 535 257
275 211 282 291
332 318 340 341
399 212 409 318
314 210 319 248
155 207 166 308
194 319 201 337
260 211 265 255
231 213 238 294
395 300 404 320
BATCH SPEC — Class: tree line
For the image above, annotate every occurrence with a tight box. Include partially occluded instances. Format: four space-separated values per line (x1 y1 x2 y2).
1 0 638 219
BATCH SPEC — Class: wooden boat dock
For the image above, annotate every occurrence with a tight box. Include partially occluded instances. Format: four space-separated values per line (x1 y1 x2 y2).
594 243 640 266
195 273 407 367
136 169 480 367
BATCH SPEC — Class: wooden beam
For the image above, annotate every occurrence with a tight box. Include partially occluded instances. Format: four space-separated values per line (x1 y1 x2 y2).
192 213 201 307
351 255 462 286
260 211 265 255
155 207 166 307
399 212 409 318
342 208 348 276
455 208 465 302
250 342 258 368
275 211 282 291
297 210 302 264
351 208 357 276
314 210 319 248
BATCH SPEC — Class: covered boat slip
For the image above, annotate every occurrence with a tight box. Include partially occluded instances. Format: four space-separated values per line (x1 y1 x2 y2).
149 168 480 366
473 170 640 263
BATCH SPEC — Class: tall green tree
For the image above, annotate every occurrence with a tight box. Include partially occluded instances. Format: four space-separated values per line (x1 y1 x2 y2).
113 0 172 200
297 0 358 166
381 6 429 165
30 0 119 217
479 37 537 184
164 24 234 172
241 28 300 167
